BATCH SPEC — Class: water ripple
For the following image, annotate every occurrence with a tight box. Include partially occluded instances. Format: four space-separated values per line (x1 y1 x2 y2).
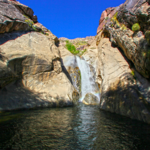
0 104 150 149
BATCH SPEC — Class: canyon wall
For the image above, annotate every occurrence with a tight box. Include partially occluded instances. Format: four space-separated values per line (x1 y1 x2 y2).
0 0 79 111
1 0 150 124
94 0 150 123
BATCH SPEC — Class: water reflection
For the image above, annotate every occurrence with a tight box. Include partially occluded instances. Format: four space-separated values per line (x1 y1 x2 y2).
0 104 150 149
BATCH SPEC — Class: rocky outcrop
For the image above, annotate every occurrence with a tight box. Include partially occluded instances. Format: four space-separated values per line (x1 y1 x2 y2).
0 0 80 111
0 0 29 33
0 0 52 36
9 0 34 19
97 0 150 79
59 36 95 51
0 31 79 111
96 0 150 123
97 37 150 123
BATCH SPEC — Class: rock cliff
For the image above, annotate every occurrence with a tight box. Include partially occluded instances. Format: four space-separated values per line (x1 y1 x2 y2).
1 0 150 124
94 0 150 123
0 0 79 111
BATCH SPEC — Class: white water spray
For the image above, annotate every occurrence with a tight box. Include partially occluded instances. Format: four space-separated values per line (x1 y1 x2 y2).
76 56 100 102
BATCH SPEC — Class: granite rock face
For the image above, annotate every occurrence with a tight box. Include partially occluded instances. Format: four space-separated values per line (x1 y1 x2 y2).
96 0 150 123
0 31 79 110
0 0 53 36
0 0 29 33
9 0 34 19
0 0 80 111
97 37 150 123
97 0 150 78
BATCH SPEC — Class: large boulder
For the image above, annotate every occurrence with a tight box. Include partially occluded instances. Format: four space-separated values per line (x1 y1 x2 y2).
0 31 79 111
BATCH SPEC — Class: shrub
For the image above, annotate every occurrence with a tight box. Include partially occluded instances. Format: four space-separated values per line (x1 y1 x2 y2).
113 12 118 19
111 12 120 27
131 70 135 76
132 23 140 32
65 41 79 55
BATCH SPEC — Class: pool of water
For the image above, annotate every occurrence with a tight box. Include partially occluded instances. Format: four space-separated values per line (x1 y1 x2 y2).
0 104 150 150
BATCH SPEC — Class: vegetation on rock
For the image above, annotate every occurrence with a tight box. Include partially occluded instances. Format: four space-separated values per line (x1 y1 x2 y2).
131 70 135 77
79 49 87 56
25 19 34 27
111 12 127 30
132 23 140 32
75 41 87 47
65 40 80 55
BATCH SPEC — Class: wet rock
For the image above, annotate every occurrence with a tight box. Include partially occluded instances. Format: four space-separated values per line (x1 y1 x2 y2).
83 93 99 105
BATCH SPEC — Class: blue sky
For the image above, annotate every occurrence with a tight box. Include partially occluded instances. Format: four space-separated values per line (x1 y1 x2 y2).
19 0 125 39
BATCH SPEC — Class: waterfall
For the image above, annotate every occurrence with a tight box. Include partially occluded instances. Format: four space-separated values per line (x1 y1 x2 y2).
76 56 100 102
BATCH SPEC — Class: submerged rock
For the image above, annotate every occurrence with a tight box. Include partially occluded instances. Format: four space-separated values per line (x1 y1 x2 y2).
83 93 99 105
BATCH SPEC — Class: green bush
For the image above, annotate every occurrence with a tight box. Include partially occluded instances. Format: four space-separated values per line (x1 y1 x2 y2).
131 70 135 76
132 23 140 32
65 41 79 55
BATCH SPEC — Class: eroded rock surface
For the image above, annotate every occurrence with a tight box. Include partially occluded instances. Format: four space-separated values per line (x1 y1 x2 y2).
0 0 29 33
97 35 150 123
0 31 79 111
97 0 150 78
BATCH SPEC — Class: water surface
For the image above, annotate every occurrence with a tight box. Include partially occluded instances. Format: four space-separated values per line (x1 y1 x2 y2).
0 104 150 150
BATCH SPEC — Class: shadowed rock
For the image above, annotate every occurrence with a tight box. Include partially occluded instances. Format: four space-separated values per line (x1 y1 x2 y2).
0 31 79 111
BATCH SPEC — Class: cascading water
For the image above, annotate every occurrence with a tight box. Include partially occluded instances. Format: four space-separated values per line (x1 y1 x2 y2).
63 55 100 102
76 56 100 102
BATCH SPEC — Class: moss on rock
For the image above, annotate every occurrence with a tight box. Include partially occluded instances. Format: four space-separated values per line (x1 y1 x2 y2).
132 23 140 32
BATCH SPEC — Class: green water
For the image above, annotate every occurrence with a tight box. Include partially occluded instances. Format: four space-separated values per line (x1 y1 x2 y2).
0 104 150 150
